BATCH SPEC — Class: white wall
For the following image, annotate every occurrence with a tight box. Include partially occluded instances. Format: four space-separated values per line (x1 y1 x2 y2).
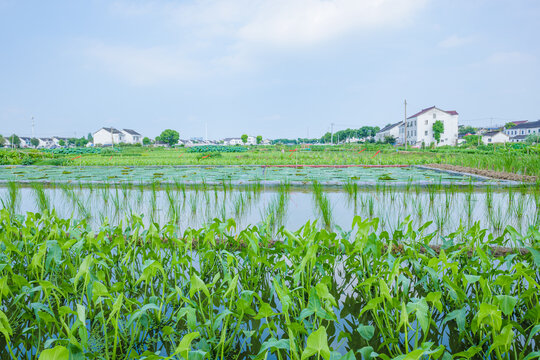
93 129 126 145
406 108 458 146
375 125 400 142
482 132 509 144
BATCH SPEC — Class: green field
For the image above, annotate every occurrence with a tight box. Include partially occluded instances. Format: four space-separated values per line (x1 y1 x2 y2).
2 144 540 178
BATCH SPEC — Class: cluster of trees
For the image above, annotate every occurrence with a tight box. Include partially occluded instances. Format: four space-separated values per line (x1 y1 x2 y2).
155 129 180 147
320 126 380 144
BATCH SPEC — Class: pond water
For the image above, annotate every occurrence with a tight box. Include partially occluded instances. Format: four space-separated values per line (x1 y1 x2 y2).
0 165 502 185
1 183 538 238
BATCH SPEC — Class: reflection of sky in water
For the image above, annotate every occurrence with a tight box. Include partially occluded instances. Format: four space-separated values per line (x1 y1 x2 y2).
0 165 492 184
1 186 537 239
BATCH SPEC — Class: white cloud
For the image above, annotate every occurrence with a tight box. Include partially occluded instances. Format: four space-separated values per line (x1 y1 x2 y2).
438 35 474 48
113 0 428 46
90 0 429 84
87 43 201 85
487 51 535 64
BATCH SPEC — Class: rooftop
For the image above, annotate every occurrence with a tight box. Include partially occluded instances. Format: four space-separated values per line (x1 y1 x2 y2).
407 106 458 119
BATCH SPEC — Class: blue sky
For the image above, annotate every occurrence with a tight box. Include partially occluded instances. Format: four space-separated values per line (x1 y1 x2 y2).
1 0 539 140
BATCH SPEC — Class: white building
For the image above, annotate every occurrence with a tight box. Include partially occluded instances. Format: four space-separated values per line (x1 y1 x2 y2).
121 129 143 144
223 138 244 145
37 138 55 148
93 127 127 146
505 120 540 142
19 137 32 148
481 131 509 145
400 106 459 146
375 122 403 143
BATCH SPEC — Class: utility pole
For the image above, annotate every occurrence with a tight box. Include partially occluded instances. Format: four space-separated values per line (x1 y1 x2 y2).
205 122 208 142
404 99 407 149
111 127 114 148
31 116 35 139
330 123 334 145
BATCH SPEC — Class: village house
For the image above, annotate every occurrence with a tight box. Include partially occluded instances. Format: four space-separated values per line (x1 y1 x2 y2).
375 122 402 143
93 127 128 145
481 131 509 145
505 120 540 142
399 106 459 146
121 129 143 144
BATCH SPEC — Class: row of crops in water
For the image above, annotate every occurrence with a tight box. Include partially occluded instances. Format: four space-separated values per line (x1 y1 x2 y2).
0 209 539 359
0 181 539 238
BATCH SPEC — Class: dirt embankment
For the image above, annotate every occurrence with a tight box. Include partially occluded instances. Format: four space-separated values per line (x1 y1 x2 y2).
425 163 538 182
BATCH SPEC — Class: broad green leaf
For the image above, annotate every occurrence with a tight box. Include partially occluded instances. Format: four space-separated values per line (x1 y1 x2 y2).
0 310 12 341
257 338 290 357
463 273 481 284
495 295 517 316
301 326 331 360
406 299 429 334
357 324 375 341
76 304 86 325
490 324 514 353
477 303 502 332
189 274 210 298
255 302 277 319
38 345 69 360
173 331 200 359
453 345 481 359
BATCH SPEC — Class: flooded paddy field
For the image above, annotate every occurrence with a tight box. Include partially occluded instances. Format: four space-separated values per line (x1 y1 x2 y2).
0 164 508 185
1 180 538 239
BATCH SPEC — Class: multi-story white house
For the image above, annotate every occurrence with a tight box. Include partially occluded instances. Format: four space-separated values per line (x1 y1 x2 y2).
93 128 126 146
505 120 540 142
375 122 403 143
223 136 258 145
399 106 459 146
37 138 55 148
19 137 32 148
482 131 509 145
121 129 143 144
223 138 244 145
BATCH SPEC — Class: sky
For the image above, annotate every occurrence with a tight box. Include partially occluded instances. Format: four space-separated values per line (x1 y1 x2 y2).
1 0 539 140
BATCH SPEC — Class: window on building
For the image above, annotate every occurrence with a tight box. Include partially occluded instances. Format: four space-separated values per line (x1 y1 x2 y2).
425 120 428 125
488 138 492 142
425 131 428 135
433 113 436 119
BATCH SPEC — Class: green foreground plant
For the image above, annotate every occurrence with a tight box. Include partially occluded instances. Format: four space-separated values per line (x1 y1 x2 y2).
0 211 539 359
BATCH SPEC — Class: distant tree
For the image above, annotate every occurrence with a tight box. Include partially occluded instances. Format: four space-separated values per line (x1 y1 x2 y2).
59 139 66 147
0 135 5 147
432 121 444 143
68 138 77 146
30 138 40 148
526 133 540 144
87 133 93 142
159 129 180 147
464 134 481 146
76 137 88 147
155 136 161 143
10 134 20 148
256 135 263 144
504 122 516 129
458 126 477 135
142 137 151 146
241 134 248 144
383 135 396 145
